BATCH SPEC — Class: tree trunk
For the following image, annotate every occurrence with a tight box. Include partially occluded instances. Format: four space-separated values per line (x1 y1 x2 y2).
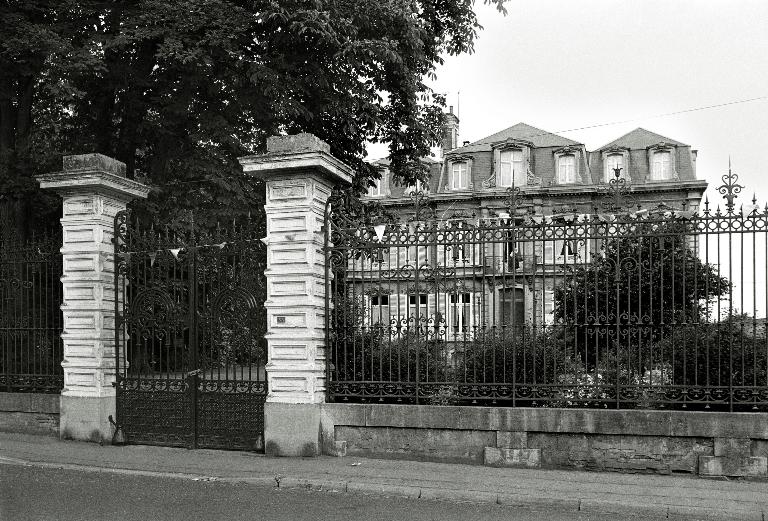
0 77 16 159
115 38 159 178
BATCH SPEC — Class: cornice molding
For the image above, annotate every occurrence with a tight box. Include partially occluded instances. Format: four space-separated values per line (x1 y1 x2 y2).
490 138 534 150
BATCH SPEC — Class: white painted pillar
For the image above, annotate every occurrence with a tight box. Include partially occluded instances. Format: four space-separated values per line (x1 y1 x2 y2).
240 134 352 456
37 154 149 442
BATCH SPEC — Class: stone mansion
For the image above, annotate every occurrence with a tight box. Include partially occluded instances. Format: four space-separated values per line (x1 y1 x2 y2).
355 110 709 337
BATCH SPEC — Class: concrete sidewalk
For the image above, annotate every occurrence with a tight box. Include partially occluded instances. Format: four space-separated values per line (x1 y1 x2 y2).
1 433 766 520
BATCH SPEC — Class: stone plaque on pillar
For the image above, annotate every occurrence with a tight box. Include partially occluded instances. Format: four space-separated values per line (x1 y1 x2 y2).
37 154 149 442
240 133 352 455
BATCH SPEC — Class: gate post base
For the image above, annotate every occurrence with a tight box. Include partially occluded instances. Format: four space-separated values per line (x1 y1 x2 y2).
59 395 115 444
264 403 321 457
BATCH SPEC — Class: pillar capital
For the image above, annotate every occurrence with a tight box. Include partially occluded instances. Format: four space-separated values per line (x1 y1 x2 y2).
36 153 151 201
239 133 353 186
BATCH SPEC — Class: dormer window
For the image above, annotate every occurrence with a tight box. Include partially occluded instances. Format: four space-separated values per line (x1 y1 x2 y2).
368 177 384 197
405 179 428 195
450 161 470 190
367 167 391 197
557 155 576 184
499 149 525 187
553 146 582 185
490 139 537 188
651 151 672 180
600 147 629 184
605 154 625 181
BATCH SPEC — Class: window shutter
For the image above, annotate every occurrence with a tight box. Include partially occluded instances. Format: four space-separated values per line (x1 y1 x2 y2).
493 148 501 186
466 159 473 189
523 147 531 185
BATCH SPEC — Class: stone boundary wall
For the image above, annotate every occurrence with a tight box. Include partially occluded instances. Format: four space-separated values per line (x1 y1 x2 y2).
0 392 60 436
320 404 768 478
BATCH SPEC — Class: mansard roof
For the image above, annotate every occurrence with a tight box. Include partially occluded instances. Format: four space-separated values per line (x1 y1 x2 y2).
467 122 582 149
597 128 688 151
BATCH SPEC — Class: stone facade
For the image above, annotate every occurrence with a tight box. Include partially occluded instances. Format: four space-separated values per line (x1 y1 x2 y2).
361 122 709 335
37 154 149 442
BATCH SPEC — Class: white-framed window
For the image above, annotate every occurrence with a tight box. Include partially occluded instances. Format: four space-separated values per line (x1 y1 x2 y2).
368 176 385 197
544 239 581 263
409 294 428 306
405 179 429 195
605 154 625 181
651 151 672 180
448 292 473 338
450 161 470 189
558 155 576 184
406 293 429 333
499 149 525 187
368 294 390 326
544 290 555 325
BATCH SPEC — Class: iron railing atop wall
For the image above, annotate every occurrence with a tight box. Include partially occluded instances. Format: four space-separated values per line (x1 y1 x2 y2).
0 231 64 393
325 171 768 411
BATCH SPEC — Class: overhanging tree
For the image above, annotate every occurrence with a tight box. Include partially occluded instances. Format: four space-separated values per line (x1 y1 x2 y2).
553 218 730 368
1 0 507 230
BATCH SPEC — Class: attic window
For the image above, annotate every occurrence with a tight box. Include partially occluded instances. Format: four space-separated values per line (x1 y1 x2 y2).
605 154 625 181
405 179 429 194
499 150 525 187
368 176 384 197
553 146 581 185
367 167 391 197
651 151 672 180
557 155 576 184
450 161 470 190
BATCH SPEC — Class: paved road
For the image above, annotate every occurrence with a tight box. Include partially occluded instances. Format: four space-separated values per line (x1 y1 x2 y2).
1 464 667 521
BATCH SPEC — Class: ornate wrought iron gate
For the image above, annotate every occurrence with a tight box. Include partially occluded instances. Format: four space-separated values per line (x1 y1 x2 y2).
114 211 267 450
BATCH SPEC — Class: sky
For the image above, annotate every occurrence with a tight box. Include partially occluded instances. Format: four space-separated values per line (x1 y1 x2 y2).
370 0 768 316
370 0 768 208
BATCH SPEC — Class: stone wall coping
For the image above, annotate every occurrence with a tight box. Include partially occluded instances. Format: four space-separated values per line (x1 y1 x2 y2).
322 403 768 440
0 392 60 414
36 170 150 200
239 150 353 186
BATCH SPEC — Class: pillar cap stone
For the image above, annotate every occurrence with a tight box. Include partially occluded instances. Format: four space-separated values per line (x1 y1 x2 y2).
62 153 127 177
37 154 150 200
239 133 353 185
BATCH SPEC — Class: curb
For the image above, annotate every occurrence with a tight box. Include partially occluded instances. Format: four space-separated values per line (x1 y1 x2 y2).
0 456 764 520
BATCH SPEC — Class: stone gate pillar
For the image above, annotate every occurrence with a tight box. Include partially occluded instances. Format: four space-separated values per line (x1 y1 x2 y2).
240 134 352 456
37 154 149 442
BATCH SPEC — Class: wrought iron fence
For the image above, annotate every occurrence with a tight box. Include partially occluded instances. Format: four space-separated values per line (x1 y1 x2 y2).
325 171 768 411
0 231 64 393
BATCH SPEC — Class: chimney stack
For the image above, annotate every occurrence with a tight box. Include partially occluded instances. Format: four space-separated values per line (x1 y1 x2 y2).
441 106 460 159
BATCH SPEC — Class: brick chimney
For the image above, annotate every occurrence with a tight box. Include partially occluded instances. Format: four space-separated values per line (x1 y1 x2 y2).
441 106 460 159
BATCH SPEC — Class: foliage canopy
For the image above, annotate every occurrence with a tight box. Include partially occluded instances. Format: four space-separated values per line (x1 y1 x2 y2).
554 219 730 361
1 0 506 228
